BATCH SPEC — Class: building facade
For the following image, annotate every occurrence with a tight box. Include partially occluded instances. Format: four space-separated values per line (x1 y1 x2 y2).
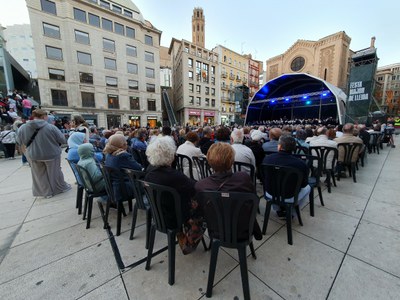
212 45 249 124
2 24 37 78
266 31 352 92
375 63 400 113
26 0 162 128
169 38 219 126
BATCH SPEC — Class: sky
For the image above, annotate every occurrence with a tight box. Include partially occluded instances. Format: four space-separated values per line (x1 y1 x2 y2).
0 0 398 68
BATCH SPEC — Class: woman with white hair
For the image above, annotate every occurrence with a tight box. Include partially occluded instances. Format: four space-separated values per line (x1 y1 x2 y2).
145 136 197 228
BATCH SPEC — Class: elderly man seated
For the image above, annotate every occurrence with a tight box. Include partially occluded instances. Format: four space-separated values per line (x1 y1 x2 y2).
262 127 282 152
334 123 363 163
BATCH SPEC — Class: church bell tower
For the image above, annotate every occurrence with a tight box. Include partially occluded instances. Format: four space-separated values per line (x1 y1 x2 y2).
192 8 205 48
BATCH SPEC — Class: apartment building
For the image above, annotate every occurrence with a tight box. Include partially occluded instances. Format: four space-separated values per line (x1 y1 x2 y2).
375 63 400 110
26 0 162 128
212 45 249 124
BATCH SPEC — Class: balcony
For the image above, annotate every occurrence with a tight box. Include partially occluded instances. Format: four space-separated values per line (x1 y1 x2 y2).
229 74 235 80
242 77 248 83
221 84 228 90
235 76 241 82
221 72 227 78
221 96 230 102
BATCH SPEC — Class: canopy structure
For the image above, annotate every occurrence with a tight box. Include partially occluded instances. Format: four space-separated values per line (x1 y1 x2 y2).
245 73 347 124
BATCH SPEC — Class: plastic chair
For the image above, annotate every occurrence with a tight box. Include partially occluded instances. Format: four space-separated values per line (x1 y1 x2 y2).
369 133 382 154
337 143 362 183
192 156 213 179
139 180 186 285
66 159 84 215
122 168 151 249
309 146 338 193
75 165 108 229
261 164 304 245
175 153 195 180
293 154 323 217
130 147 149 168
196 191 259 300
99 164 131 236
233 161 256 187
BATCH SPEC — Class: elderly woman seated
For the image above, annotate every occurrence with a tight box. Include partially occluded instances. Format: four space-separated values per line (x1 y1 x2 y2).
195 143 262 240
67 131 103 163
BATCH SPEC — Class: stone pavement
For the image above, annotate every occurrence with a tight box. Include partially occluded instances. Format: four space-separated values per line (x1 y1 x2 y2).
0 140 399 300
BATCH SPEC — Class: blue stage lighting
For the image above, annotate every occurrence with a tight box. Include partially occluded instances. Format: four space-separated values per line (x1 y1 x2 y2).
271 99 275 103
285 98 290 101
306 100 311 105
322 93 327 96
303 95 308 99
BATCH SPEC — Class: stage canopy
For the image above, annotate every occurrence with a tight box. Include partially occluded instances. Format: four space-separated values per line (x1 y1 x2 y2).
245 73 347 124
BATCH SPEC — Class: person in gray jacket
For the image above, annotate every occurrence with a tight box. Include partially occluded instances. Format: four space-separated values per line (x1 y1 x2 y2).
17 109 71 198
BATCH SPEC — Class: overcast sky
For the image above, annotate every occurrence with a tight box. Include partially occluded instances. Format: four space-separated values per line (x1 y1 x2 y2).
1 0 398 68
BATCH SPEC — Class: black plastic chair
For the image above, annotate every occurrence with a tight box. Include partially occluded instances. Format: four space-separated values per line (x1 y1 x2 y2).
196 191 259 300
99 164 131 236
175 153 195 180
233 161 256 187
122 168 151 249
369 133 382 154
139 180 186 285
295 144 310 155
293 154 323 216
130 147 149 168
337 143 362 183
309 146 338 193
192 156 213 179
75 165 108 229
66 159 84 215
261 164 304 245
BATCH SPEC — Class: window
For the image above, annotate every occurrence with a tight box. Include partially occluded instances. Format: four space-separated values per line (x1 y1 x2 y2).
79 72 93 84
108 94 119 109
147 99 156 111
145 68 155 78
100 0 110 9
126 45 137 57
211 77 215 85
196 97 201 106
188 58 193 68
115 23 124 35
43 23 60 38
145 51 154 63
205 87 209 95
145 35 153 46
189 71 193 80
126 27 135 38
81 92 95 107
189 83 194 92
290 56 305 71
205 98 210 106
189 96 194 105
102 18 112 31
211 66 215 75
124 10 133 18
196 85 201 93
146 83 155 92
51 89 67 106
46 46 62 60
73 8 86 23
88 13 100 27
130 97 140 110
112 5 122 13
75 30 89 44
128 80 138 90
211 88 215 96
41 0 56 15
211 99 215 107
77 51 91 65
48 68 64 80
104 58 117 70
105 76 117 87
127 63 138 74
103 38 115 52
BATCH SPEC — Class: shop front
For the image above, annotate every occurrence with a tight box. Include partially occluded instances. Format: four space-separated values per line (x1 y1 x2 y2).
106 114 121 129
129 115 140 128
203 110 215 125
220 114 229 126
81 114 98 126
147 116 158 128
188 109 201 126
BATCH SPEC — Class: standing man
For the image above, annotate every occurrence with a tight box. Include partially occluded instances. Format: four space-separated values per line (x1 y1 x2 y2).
17 109 71 198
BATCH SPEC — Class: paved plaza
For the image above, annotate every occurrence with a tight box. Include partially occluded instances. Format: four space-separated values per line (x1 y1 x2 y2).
0 139 399 300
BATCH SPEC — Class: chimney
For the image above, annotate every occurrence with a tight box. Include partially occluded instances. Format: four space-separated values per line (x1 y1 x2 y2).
370 36 376 48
